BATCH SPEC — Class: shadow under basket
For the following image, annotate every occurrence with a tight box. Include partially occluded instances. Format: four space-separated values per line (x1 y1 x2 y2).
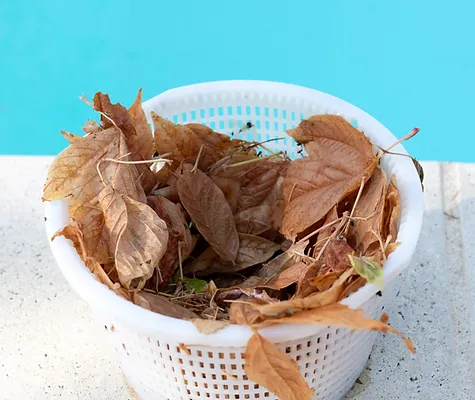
45 80 424 400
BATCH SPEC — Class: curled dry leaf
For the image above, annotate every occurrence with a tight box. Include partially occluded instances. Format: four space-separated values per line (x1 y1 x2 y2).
310 272 339 292
260 303 415 353
347 167 387 254
191 319 230 334
282 115 376 239
244 332 313 400
338 276 367 301
99 186 168 289
127 88 154 160
133 292 198 319
384 175 401 243
294 262 322 299
43 127 145 264
254 268 355 317
229 300 266 325
177 164 239 263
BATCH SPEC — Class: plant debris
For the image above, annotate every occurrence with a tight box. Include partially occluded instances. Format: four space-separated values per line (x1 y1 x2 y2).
43 89 421 399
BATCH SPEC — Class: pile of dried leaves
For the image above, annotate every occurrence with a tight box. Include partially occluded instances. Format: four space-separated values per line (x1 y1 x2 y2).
43 90 422 399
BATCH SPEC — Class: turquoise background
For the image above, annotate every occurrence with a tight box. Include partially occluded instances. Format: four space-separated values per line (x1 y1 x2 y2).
0 0 473 161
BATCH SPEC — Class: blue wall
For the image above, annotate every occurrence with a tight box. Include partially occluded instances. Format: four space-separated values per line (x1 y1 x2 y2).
1 0 473 161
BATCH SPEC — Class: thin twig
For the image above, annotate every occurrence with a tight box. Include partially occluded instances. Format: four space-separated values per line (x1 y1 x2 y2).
371 229 387 261
344 177 367 235
297 217 344 245
380 127 420 155
227 153 282 168
316 212 349 261
178 241 184 281
103 157 172 165
192 145 204 173
288 183 298 203
79 95 119 129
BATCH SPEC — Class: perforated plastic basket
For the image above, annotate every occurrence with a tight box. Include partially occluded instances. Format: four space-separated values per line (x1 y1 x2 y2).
45 80 424 400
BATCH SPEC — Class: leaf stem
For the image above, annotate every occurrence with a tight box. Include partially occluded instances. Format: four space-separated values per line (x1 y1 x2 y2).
379 127 420 156
344 177 367 235
316 212 349 261
227 153 282 168
178 241 184 281
191 145 204 173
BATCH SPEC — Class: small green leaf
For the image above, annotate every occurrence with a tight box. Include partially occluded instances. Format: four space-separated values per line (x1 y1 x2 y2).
183 277 208 293
348 254 384 288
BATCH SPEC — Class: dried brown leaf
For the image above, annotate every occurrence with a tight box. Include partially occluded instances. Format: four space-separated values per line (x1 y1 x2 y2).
266 261 310 290
153 185 179 203
294 262 322 299
282 115 376 239
152 112 202 165
191 319 230 334
43 127 145 264
234 205 273 235
133 292 198 319
244 333 313 400
260 303 415 353
226 234 280 273
254 268 355 317
338 276 367 300
318 238 354 276
128 88 154 160
229 300 266 325
60 130 82 144
82 120 102 135
99 186 168 288
147 195 192 284
347 168 387 253
257 240 309 278
310 272 339 291
185 246 219 274
237 160 288 211
385 175 401 242
211 176 241 213
177 165 239 262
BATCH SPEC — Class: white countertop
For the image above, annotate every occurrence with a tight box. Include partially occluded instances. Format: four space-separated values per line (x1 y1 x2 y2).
1 157 473 400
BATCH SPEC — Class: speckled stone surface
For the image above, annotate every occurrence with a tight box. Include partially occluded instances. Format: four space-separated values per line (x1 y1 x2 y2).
1 158 473 400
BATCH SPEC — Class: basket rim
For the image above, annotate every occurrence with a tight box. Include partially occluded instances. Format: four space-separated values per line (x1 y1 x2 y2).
44 80 424 346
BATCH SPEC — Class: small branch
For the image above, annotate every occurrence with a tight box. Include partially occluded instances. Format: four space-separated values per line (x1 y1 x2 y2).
380 127 420 155
297 216 344 245
192 145 204 173
344 177 367 235
103 156 172 166
288 183 298 203
178 241 184 281
316 212 349 261
227 153 282 168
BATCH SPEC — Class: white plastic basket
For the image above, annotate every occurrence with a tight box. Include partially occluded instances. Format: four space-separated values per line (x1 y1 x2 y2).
45 80 424 400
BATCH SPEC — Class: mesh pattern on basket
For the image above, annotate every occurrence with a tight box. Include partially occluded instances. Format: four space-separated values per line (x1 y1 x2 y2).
101 290 385 400
77 82 412 400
